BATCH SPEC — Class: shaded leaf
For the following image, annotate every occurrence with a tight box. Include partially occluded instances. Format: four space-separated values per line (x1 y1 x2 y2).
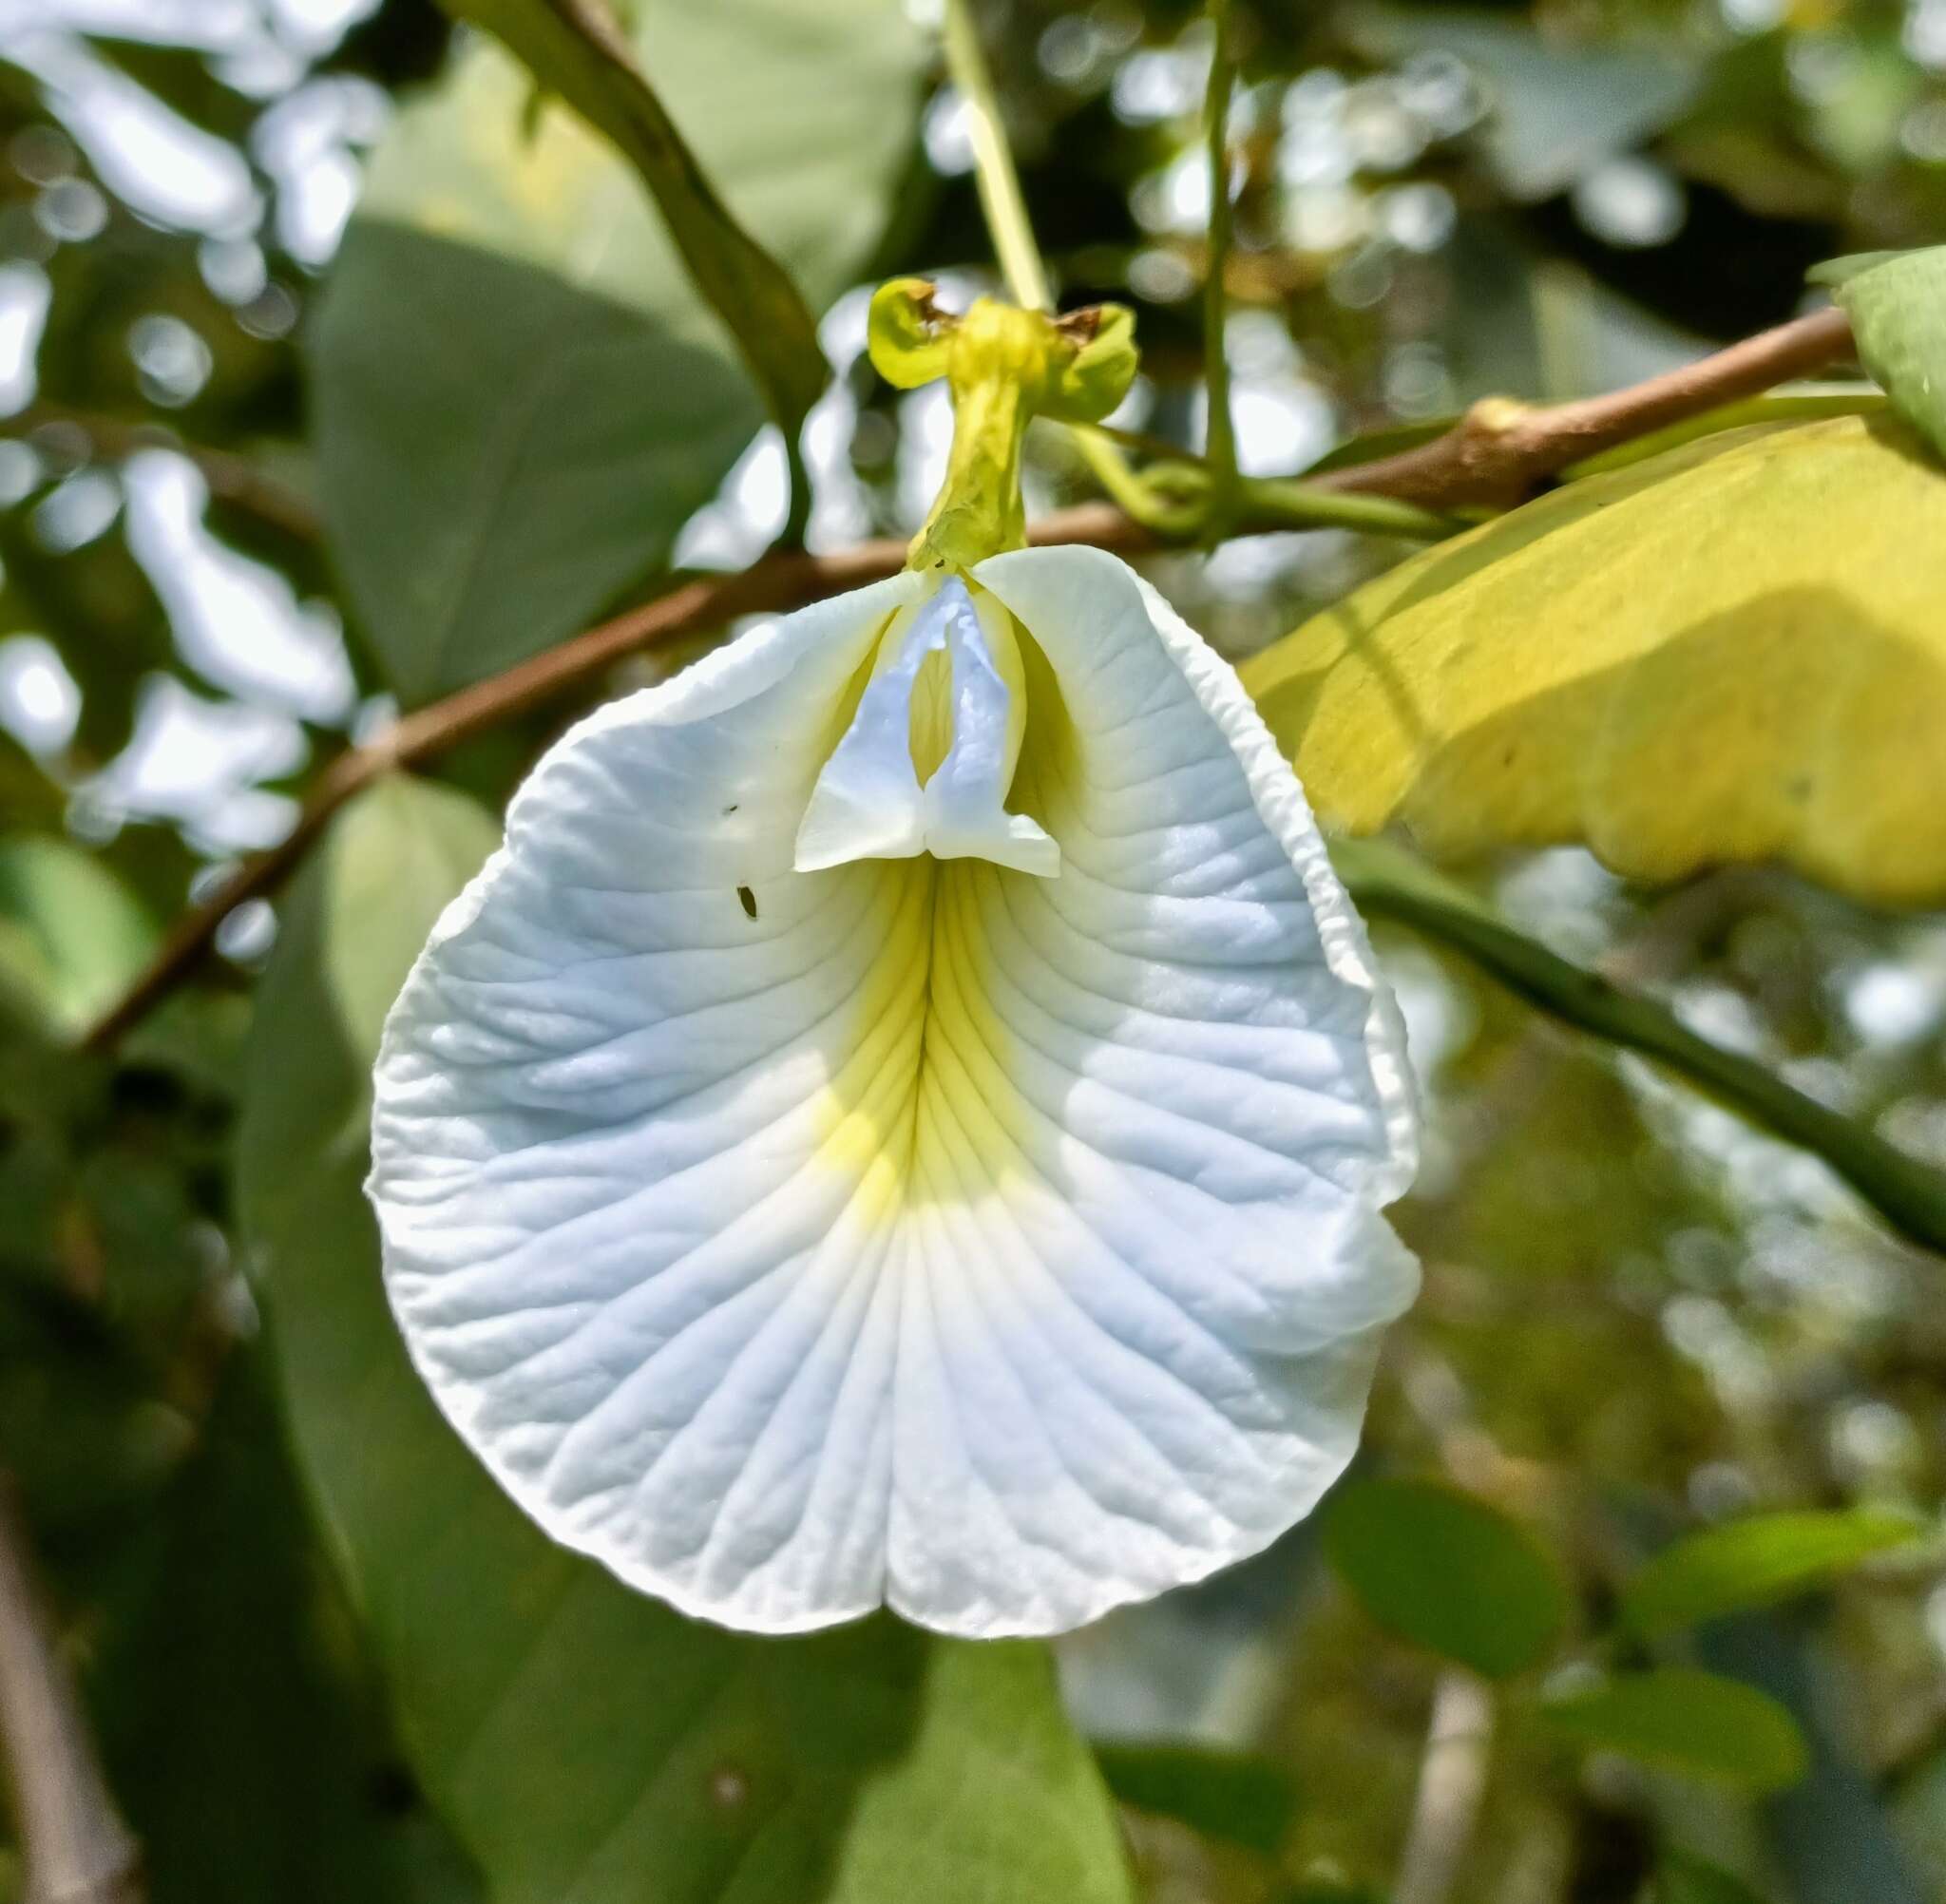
313 225 754 710
1094 1741 1299 1857
1322 1476 1569 1678
235 773 1136 1904
1246 415 1946 906
1352 9 1699 200
1833 247 1946 465
0 836 156 1037
92 1359 482 1904
315 0 923 706
1541 1669 1808 1791
1699 1609 1932 1904
1621 1510 1920 1638
1652 1851 1774 1904
442 0 826 429
316 773 504 1060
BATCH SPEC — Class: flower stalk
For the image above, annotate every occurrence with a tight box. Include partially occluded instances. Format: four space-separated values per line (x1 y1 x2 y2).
868 281 1139 572
1200 0 1239 509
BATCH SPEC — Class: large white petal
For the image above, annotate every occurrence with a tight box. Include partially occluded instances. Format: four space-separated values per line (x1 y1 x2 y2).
369 546 1418 1640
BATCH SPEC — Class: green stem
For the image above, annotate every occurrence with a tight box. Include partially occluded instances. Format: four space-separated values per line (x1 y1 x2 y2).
941 0 1177 527
939 0 1463 548
1234 473 1460 540
1066 430 1463 539
1200 0 1238 503
779 427 813 552
1336 843 1946 1256
910 336 1035 568
941 0 1050 313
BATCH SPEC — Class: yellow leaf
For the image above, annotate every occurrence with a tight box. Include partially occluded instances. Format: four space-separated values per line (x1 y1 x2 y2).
1243 414 1946 905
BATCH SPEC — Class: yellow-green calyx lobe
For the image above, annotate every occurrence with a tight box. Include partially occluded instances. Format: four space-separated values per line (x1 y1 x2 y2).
868 277 1138 573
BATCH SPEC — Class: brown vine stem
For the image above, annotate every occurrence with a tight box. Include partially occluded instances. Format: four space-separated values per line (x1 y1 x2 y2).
1314 305 1856 506
82 304 1861 1056
0 1481 143 1904
7 404 321 543
83 503 1136 1053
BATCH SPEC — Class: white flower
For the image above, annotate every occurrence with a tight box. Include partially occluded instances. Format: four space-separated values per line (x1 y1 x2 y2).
367 543 1419 1638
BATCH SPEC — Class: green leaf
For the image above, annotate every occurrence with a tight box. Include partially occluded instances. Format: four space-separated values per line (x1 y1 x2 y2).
1833 247 1946 465
312 223 754 713
235 773 1135 1904
1540 1669 1808 1791
1245 415 1946 908
1272 1887 1388 1904
1652 1851 1774 1904
442 0 827 431
1322 1477 1570 1678
93 1360 482 1904
1620 1510 1920 1639
0 836 157 1038
1806 249 1914 288
1094 1742 1299 1857
315 775 496 1061
1350 9 1699 201
315 0 923 707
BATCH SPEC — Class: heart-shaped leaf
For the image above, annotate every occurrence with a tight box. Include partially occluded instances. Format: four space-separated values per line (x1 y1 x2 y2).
1323 1476 1570 1679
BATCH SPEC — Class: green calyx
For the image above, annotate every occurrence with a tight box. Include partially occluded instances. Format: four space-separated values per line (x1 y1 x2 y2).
868 278 1138 572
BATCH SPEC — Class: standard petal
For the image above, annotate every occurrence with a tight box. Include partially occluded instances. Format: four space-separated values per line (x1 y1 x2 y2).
369 571 926 1633
371 547 1418 1642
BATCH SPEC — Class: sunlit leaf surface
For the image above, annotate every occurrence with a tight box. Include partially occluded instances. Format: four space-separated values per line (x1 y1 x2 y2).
0 836 156 1036
1620 1508 1919 1638
1246 416 1946 905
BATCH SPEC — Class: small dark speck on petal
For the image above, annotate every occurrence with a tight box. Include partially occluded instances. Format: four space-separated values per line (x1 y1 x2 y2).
737 885 758 919
710 1766 750 1810
724 803 740 814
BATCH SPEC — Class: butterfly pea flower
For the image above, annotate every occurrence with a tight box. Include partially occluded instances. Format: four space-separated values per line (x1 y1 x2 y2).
367 285 1420 1639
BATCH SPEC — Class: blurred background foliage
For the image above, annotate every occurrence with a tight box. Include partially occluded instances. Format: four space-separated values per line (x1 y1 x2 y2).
0 0 1943 1900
